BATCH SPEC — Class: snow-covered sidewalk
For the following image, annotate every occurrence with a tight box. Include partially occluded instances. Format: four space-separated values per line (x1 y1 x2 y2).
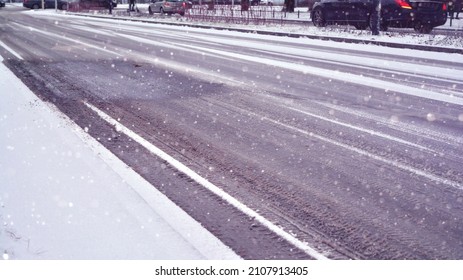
0 60 239 260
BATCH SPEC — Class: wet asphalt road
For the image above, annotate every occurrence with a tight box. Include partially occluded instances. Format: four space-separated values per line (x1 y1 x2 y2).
1 6 463 259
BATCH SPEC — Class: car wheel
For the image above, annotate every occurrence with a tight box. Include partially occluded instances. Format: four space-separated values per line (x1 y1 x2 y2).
414 22 432 34
61 3 68 10
312 8 326 27
148 6 153 15
32 3 39 9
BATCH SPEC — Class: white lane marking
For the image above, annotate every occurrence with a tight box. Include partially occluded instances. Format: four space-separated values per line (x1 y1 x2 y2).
116 32 236 62
316 101 463 147
255 112 463 191
11 22 121 57
84 101 329 260
283 104 435 152
0 41 24 60
177 43 463 106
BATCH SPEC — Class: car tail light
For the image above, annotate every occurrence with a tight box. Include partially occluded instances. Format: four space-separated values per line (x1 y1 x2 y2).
182 2 185 7
442 3 447 11
395 0 412 9
165 2 170 6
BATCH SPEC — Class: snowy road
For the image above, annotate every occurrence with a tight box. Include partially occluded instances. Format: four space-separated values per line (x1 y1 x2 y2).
1 7 463 259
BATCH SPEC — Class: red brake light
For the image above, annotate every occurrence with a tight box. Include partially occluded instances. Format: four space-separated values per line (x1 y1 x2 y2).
395 0 412 9
442 3 447 11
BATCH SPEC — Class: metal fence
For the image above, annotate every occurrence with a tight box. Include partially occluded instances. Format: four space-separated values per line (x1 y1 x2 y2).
185 5 309 25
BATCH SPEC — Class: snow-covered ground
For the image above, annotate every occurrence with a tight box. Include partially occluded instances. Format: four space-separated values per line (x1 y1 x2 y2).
0 58 239 260
1 3 463 263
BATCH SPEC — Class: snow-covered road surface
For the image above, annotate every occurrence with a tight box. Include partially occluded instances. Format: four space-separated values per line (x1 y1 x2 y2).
1 5 463 260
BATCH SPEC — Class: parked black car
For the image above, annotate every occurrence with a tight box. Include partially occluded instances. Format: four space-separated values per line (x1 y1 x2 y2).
23 0 70 9
311 0 448 33
68 0 117 10
0 0 6 8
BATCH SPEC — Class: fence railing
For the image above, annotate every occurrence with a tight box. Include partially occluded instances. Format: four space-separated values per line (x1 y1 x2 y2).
185 5 309 25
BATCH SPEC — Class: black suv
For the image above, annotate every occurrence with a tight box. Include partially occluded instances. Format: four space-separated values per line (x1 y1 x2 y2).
311 0 448 33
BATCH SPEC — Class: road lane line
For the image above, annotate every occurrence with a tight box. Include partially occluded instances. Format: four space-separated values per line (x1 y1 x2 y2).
315 100 463 147
283 104 435 152
256 112 463 191
84 101 329 260
10 23 122 57
0 41 24 60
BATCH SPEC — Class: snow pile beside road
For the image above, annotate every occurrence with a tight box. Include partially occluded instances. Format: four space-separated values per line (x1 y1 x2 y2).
306 26 463 49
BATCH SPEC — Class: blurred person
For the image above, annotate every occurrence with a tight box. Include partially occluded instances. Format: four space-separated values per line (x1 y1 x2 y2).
107 0 113 14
